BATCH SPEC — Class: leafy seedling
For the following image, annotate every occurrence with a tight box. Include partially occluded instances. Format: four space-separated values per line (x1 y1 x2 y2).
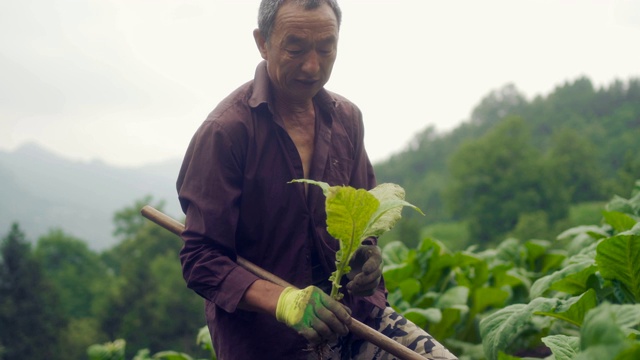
291 180 423 300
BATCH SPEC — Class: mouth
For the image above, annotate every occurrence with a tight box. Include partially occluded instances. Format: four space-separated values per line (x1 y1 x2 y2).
297 79 320 87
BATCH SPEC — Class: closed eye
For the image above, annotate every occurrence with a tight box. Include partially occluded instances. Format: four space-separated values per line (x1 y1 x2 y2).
286 49 304 56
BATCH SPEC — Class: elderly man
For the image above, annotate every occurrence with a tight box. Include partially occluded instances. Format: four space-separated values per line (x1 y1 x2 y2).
177 0 457 359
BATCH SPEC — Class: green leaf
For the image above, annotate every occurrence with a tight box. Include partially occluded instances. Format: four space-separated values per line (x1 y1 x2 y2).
324 185 379 248
596 235 640 302
496 352 521 360
535 289 598 327
291 178 331 195
418 243 456 290
494 238 522 265
606 192 640 217
539 251 567 274
480 297 557 360
152 352 195 360
398 278 421 302
435 286 469 309
541 335 580 360
602 211 638 233
87 340 126 360
291 179 422 300
454 250 484 268
530 257 595 298
196 326 214 356
576 346 627 360
573 304 640 360
620 222 640 236
524 239 551 263
402 308 442 328
557 225 608 241
493 265 531 290
607 304 640 336
579 303 630 353
303 181 378 299
382 246 416 290
364 183 424 239
133 349 153 360
614 344 640 360
456 253 491 289
382 240 410 265
549 264 597 296
383 261 417 291
387 290 410 313
429 307 463 340
472 287 510 315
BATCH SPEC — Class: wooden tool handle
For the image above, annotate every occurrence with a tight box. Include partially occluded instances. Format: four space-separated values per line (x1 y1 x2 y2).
140 205 425 360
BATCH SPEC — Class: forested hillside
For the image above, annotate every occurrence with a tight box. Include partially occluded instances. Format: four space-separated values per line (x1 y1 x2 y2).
375 77 640 248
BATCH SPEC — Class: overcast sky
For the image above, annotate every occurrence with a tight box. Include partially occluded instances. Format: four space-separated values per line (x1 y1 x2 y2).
1 0 639 168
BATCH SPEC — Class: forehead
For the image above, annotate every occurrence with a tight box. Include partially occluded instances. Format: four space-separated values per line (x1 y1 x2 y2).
272 2 339 41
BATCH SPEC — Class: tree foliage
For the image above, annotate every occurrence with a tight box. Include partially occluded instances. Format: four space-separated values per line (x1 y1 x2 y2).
375 76 640 247
95 198 205 358
445 116 569 243
0 196 206 359
34 229 111 359
35 229 107 318
0 223 67 360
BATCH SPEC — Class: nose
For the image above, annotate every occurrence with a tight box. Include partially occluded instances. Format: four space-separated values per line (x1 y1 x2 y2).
301 50 320 76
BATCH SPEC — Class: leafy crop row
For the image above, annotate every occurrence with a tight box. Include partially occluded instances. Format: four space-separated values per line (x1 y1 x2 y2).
383 180 640 359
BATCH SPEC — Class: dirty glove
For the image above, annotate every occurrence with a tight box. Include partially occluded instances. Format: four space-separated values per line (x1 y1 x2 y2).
346 245 383 297
276 286 351 344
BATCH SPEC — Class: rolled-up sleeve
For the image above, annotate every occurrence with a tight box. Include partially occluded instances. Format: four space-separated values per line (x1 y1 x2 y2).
177 118 260 313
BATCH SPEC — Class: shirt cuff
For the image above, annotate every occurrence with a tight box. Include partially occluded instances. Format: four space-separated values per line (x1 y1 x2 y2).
210 264 261 314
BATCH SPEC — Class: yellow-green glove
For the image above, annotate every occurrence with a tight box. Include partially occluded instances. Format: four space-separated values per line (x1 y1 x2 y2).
276 286 351 344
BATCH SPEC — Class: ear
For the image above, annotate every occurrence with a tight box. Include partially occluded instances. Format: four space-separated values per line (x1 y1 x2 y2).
253 28 268 60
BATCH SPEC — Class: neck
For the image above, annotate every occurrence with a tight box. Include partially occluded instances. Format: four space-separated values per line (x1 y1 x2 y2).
273 92 315 118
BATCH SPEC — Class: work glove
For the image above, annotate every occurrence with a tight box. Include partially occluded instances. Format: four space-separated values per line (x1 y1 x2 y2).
276 286 351 344
346 245 383 297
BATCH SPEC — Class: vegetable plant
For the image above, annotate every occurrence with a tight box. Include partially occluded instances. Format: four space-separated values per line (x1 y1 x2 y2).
480 180 640 360
87 326 215 360
291 180 423 300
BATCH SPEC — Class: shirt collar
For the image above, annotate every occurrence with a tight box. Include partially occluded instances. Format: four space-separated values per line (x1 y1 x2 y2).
248 61 337 113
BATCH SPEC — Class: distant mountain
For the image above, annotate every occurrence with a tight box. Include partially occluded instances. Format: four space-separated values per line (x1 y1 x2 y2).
0 143 183 250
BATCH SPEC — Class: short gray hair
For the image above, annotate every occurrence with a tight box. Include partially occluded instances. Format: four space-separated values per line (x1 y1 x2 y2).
258 0 342 41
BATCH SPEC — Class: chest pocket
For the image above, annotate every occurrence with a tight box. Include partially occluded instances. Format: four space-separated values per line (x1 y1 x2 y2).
325 154 353 186
323 119 356 186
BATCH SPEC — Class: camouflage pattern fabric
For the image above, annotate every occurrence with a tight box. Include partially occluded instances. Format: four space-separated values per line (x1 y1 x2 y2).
320 307 458 360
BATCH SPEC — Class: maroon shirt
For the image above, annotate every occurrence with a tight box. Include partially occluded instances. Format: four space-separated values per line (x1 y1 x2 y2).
177 61 386 359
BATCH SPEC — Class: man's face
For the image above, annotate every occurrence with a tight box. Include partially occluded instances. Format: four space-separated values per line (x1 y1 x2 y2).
255 2 339 104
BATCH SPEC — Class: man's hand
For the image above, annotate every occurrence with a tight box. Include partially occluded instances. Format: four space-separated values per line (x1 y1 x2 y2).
276 286 351 344
346 245 383 297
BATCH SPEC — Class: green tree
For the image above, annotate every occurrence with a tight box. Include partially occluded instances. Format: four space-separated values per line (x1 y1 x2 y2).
470 83 527 127
545 128 604 202
34 229 110 359
95 198 206 358
35 229 107 318
0 223 67 360
613 150 640 196
375 77 639 238
445 117 569 243
113 195 165 239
